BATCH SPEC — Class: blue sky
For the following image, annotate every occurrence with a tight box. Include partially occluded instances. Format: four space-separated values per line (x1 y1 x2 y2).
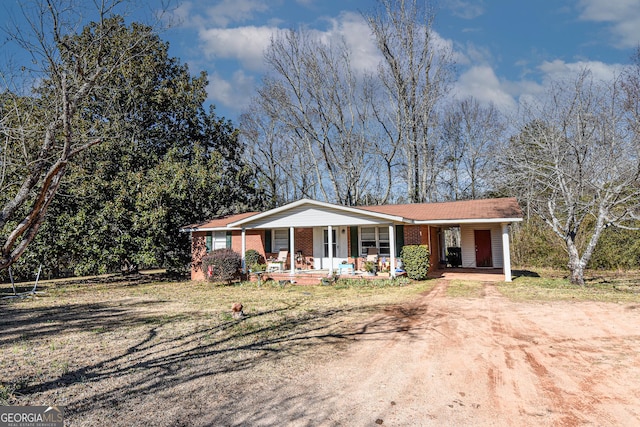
155 0 639 123
4 0 640 124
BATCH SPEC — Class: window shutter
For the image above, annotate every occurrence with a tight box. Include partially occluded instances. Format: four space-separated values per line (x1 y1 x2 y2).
349 226 359 257
264 229 272 253
395 225 404 257
226 231 232 248
205 233 212 252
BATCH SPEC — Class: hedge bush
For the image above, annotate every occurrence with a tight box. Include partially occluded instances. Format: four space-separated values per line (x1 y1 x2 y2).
400 245 430 280
202 248 242 284
244 249 264 271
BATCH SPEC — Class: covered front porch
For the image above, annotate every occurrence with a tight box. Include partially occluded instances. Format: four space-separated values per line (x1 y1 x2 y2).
240 223 403 279
227 201 410 280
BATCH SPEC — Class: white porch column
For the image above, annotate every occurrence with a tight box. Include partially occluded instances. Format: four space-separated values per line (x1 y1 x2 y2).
328 225 334 273
289 226 295 276
502 223 512 282
389 224 396 278
241 228 247 273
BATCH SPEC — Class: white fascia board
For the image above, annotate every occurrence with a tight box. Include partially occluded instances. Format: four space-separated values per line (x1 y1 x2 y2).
179 226 242 233
414 218 524 225
227 198 406 228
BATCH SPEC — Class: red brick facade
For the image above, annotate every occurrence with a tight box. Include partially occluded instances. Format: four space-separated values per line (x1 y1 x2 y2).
191 225 439 281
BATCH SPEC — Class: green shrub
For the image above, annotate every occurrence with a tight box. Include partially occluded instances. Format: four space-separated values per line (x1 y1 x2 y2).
202 248 241 284
400 245 430 280
589 226 640 270
244 249 264 271
251 263 267 272
510 220 566 268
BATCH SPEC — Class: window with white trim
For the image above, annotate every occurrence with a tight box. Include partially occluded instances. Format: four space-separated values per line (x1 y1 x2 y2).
360 226 390 256
272 229 289 252
212 231 228 250
206 231 229 251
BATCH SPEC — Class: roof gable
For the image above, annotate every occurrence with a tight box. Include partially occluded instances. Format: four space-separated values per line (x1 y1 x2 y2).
228 199 404 228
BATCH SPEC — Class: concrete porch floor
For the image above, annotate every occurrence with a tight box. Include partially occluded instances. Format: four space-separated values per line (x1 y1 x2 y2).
250 267 508 285
428 268 506 282
252 269 394 285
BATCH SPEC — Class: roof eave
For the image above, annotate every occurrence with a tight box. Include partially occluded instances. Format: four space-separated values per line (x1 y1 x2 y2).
180 226 243 233
414 217 524 225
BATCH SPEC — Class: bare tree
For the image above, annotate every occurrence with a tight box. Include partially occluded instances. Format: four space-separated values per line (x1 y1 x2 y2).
0 0 157 270
248 29 382 206
503 70 640 285
622 47 640 143
441 98 505 200
240 106 292 208
365 0 454 202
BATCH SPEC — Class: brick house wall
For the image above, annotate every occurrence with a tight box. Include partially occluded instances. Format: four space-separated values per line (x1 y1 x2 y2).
293 228 314 269
191 225 441 280
190 231 208 281
191 229 264 281
192 228 317 280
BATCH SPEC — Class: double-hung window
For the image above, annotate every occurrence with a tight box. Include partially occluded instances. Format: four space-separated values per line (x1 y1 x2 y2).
360 226 390 256
272 229 289 252
206 231 230 251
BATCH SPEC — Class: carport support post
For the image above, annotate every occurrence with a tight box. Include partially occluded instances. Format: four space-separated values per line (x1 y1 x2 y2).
501 223 512 282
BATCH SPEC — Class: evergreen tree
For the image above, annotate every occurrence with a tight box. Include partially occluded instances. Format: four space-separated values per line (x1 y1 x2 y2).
5 18 260 279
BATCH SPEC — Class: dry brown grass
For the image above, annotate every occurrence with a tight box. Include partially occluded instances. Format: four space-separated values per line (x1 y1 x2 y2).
500 269 640 303
0 273 433 426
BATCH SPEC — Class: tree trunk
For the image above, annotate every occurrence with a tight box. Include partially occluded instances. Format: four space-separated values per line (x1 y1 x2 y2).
566 240 585 286
568 263 585 286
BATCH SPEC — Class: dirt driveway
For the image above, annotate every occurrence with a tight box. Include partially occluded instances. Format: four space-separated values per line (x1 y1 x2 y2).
222 280 640 426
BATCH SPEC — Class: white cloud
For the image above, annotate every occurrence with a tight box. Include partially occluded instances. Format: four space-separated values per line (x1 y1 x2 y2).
196 11 381 76
453 65 517 111
207 70 256 112
162 1 196 28
198 25 284 71
578 0 640 48
322 12 381 73
203 0 270 28
444 0 485 20
454 41 492 66
452 57 627 115
538 59 625 82
163 0 271 29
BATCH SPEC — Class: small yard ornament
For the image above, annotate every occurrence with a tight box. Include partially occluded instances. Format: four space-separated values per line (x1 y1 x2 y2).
231 302 244 319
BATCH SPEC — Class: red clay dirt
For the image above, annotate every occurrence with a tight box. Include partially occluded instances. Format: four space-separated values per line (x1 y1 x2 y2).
222 280 640 426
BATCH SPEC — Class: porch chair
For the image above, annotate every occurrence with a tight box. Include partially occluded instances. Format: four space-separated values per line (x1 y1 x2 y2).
366 247 379 263
267 249 289 272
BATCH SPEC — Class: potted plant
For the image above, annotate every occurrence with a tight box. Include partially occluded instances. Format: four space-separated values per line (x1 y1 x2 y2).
363 260 377 276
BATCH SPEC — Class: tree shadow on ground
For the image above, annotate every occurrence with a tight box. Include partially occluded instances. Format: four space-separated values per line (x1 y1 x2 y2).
1 293 437 423
512 270 541 279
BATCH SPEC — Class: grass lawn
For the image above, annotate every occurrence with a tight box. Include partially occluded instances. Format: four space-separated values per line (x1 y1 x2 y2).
497 269 640 303
0 273 434 423
2 269 639 425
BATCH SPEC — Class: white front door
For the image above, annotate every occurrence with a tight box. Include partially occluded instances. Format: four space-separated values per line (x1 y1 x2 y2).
313 227 348 270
